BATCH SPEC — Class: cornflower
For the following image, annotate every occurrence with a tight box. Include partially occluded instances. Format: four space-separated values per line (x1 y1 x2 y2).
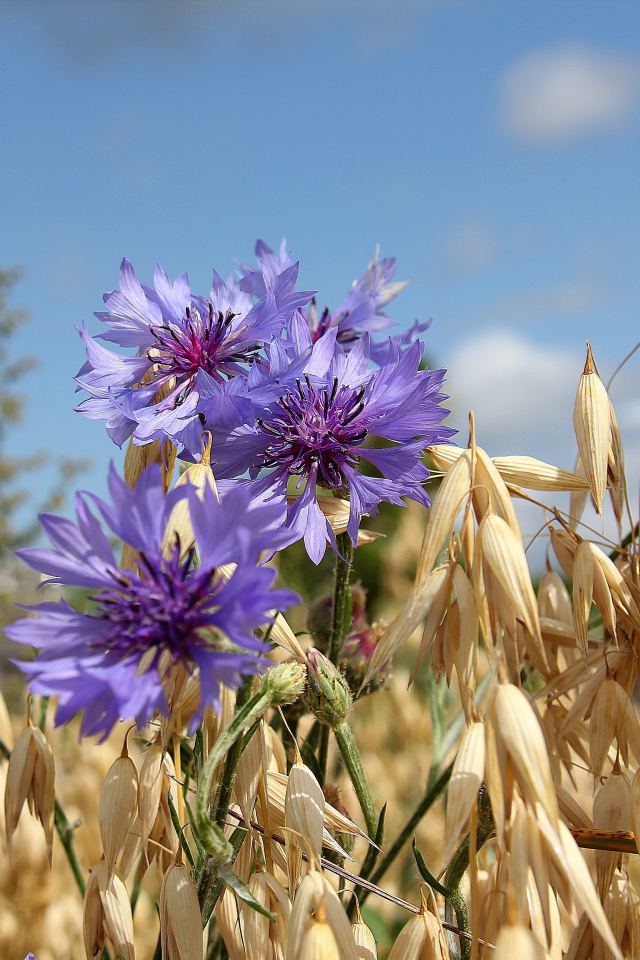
239 238 431 361
6 464 298 740
200 328 455 562
75 252 313 449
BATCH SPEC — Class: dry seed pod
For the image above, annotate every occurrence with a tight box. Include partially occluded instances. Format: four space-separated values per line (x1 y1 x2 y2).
409 561 456 686
479 514 541 641
569 453 590 532
84 859 135 960
99 736 139 880
491 455 590 492
494 924 547 960
241 870 289 960
573 343 610 515
415 449 472 585
267 770 371 846
535 810 622 959
162 432 217 560
590 679 626 779
425 444 464 471
235 719 266 826
362 562 452 689
83 862 107 960
160 850 204 960
538 570 573 627
352 902 377 960
286 869 359 960
215 888 245 960
5 723 55 862
285 760 325 890
573 541 595 661
100 865 136 960
593 764 631 900
607 398 626 530
138 739 164 853
124 428 176 492
490 681 559 829
474 447 521 532
386 889 449 960
444 721 485 862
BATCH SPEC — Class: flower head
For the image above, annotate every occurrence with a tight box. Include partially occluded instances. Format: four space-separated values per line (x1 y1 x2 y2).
239 240 431 362
75 251 313 449
202 327 455 562
6 465 298 740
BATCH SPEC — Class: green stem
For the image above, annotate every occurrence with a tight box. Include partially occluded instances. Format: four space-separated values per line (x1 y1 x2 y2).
129 853 145 915
443 807 495 960
54 798 87 897
328 533 355 665
333 721 377 838
359 760 453 907
317 725 329 786
211 681 252 826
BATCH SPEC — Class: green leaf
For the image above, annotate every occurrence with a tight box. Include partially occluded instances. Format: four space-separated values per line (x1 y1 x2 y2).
300 738 324 785
412 839 455 900
217 864 275 920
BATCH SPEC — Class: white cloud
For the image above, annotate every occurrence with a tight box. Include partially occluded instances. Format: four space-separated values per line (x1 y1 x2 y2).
445 330 640 568
446 329 580 458
502 44 640 143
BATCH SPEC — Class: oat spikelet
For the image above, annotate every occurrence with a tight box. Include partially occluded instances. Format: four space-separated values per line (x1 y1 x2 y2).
352 901 377 960
478 514 546 670
490 680 559 829
569 453 589 531
99 735 139 880
538 569 573 627
590 678 626 779
363 562 452 688
162 431 217 559
494 924 547 960
493 455 590 492
5 723 55 863
415 449 472 585
444 721 485 862
160 849 204 960
573 342 610 515
286 869 359 960
593 764 631 900
138 739 164 855
386 889 449 960
285 760 325 890
573 541 594 661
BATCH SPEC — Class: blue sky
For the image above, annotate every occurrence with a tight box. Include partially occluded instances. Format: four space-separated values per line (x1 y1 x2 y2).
2 0 640 542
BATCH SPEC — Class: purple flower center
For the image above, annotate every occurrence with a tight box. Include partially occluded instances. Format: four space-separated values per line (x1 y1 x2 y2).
257 376 368 487
150 304 261 397
91 549 220 662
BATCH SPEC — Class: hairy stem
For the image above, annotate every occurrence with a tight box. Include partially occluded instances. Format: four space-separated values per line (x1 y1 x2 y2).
333 721 377 838
443 806 495 960
328 534 355 665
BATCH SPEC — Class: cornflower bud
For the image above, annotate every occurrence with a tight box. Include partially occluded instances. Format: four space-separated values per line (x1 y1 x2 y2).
305 649 352 727
264 661 306 706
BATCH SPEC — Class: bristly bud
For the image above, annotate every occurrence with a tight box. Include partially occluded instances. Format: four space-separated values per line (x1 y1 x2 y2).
305 649 352 727
264 661 306 706
5 723 55 864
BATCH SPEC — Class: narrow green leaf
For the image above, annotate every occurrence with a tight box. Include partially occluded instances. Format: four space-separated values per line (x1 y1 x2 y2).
217 864 275 920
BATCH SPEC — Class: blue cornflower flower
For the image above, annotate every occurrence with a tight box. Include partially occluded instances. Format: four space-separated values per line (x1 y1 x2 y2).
199 325 455 563
75 253 313 449
5 465 298 741
239 240 431 361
